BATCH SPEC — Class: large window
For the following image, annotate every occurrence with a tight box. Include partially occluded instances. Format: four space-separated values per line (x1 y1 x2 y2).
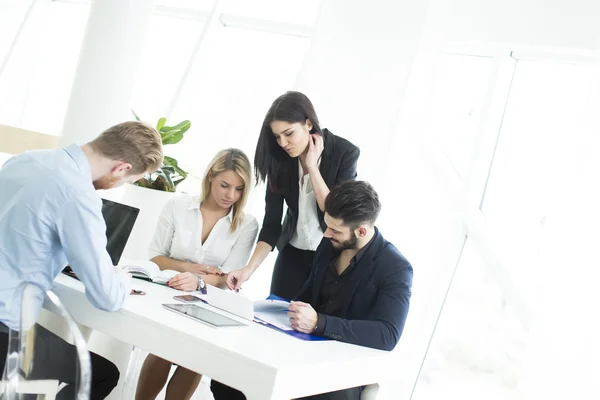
0 0 321 301
0 1 89 135
412 239 528 399
410 50 600 399
129 15 205 122
423 53 495 181
481 59 595 305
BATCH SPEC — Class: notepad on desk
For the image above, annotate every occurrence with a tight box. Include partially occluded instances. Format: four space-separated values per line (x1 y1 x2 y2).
119 259 178 285
204 288 329 341
253 299 292 330
253 295 329 341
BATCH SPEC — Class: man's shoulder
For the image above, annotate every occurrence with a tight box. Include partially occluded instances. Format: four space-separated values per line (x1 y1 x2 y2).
9 148 95 204
372 233 413 278
315 236 334 256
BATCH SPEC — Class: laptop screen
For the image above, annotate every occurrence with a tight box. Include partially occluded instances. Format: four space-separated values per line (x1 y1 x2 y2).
102 199 139 266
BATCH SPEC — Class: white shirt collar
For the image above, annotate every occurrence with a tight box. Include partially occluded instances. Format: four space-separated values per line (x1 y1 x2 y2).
298 159 321 181
187 196 234 222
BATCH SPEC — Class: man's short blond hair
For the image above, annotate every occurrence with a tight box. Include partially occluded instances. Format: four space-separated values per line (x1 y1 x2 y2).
89 121 163 174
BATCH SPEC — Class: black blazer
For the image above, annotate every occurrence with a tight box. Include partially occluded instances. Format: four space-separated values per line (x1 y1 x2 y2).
257 129 360 251
296 229 413 351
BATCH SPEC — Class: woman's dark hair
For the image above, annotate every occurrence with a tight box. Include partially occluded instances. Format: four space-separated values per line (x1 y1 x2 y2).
254 91 323 193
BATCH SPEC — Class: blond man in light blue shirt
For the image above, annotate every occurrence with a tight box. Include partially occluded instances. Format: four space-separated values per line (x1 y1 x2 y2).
0 121 163 399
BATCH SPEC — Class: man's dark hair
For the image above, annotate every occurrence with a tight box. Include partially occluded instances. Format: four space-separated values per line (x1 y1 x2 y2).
325 180 381 227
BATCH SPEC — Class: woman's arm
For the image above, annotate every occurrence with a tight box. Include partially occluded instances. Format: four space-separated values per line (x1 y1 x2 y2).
167 271 228 291
226 241 272 290
220 217 259 273
151 255 221 275
304 134 328 211
244 241 273 275
226 184 284 290
257 184 285 248
305 135 360 212
307 165 329 212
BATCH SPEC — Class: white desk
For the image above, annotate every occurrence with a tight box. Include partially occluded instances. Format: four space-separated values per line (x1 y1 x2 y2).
49 274 393 399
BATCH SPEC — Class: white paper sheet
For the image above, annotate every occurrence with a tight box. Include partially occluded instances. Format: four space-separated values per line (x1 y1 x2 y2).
253 299 290 313
254 309 292 330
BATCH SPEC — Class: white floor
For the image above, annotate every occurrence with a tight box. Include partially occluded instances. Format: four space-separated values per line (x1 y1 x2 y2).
155 371 214 400
119 347 216 400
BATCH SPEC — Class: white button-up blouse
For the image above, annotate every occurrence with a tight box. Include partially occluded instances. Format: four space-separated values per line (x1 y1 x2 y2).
148 195 258 273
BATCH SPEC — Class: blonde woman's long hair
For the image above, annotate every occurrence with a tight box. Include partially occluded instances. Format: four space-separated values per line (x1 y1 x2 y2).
201 148 252 232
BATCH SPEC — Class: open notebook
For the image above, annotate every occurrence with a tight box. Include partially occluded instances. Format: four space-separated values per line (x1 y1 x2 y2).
119 259 178 285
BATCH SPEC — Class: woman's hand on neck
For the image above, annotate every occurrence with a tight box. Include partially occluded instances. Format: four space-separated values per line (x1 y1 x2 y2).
298 147 310 174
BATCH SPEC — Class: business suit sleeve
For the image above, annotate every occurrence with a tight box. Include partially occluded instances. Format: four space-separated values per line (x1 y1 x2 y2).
318 262 413 351
257 185 285 249
335 146 360 183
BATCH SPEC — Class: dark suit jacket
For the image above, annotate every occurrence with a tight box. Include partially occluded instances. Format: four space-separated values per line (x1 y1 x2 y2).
257 129 360 251
295 229 413 351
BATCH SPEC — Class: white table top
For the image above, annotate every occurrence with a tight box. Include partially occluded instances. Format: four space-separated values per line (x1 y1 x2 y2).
52 274 393 399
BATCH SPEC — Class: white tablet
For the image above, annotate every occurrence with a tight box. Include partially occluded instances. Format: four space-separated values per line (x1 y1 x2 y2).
162 303 248 328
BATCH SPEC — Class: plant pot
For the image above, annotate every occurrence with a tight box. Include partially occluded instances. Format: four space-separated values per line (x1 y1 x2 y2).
117 183 175 261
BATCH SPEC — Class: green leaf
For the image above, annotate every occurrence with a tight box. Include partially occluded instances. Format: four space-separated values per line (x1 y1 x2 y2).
161 131 185 145
164 156 188 179
133 177 152 188
130 117 193 191
155 169 175 192
178 122 191 135
173 177 186 187
160 120 191 133
156 117 166 131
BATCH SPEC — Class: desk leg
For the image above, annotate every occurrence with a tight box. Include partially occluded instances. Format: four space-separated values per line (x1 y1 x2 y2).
119 347 150 399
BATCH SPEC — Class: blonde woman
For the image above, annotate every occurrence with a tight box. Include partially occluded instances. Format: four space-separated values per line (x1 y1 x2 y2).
135 148 258 400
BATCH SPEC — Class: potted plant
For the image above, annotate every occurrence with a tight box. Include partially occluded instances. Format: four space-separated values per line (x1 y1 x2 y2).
132 111 191 192
117 112 194 261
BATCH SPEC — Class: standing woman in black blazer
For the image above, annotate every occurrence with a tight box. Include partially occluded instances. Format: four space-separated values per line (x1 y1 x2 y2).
226 91 360 299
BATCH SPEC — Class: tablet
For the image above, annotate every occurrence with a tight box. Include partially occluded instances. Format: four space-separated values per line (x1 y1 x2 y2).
162 303 248 328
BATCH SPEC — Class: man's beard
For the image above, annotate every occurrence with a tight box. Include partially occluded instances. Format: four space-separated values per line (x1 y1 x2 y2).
330 230 358 250
93 174 122 190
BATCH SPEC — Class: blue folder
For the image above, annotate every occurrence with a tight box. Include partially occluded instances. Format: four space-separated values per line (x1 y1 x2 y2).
254 294 330 341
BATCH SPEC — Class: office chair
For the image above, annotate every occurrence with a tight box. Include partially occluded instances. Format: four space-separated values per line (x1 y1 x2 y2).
1 283 91 399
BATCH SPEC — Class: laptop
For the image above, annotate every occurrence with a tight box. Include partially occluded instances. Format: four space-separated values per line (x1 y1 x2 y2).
101 198 140 266
63 199 140 277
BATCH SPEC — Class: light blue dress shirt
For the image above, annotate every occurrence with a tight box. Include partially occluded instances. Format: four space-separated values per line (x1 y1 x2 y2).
0 144 131 330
